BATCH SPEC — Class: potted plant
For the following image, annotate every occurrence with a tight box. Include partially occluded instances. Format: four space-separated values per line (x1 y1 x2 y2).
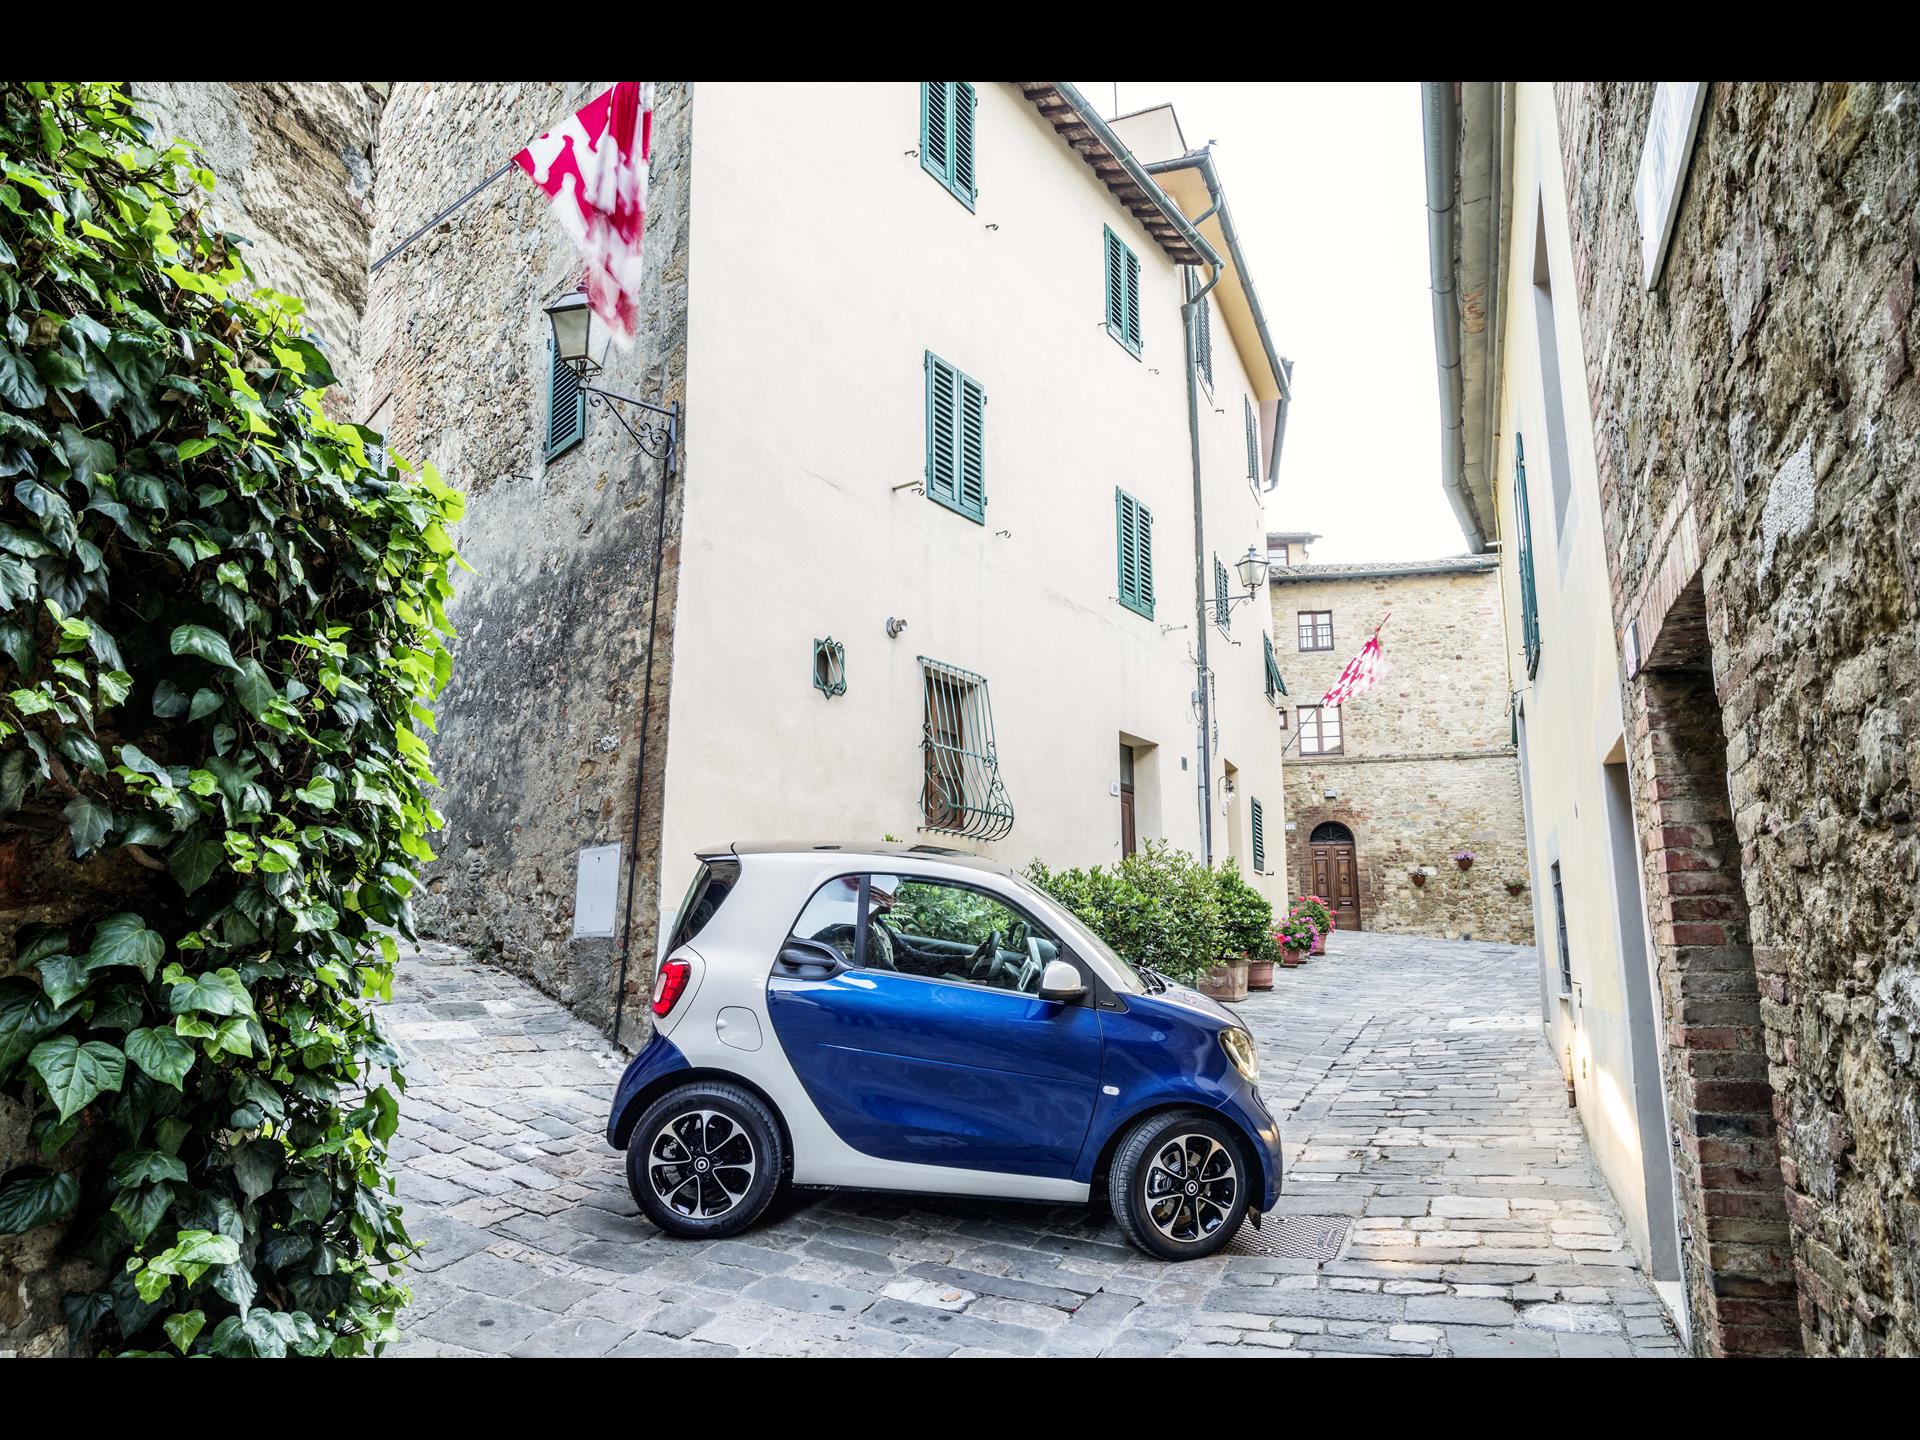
1274 911 1317 968
1410 867 1429 888
1293 896 1334 954
1198 954 1252 1001
1504 877 1528 896
1454 849 1476 871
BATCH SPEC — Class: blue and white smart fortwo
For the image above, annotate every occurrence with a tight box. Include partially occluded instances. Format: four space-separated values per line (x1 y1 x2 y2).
606 842 1283 1260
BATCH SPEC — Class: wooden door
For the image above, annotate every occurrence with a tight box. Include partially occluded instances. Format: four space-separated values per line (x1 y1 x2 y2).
1119 783 1136 857
1310 843 1361 930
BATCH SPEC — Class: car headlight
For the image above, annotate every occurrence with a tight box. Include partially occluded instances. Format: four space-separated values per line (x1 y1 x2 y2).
1220 1027 1260 1084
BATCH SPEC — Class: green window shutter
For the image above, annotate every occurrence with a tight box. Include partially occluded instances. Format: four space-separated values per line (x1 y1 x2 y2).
924 351 984 524
1244 396 1259 480
920 83 976 211
1213 553 1230 631
1104 226 1142 357
1516 433 1541 677
1199 288 1213 386
1251 798 1265 872
1263 632 1286 700
546 339 585 460
1116 489 1153 619
952 82 977 205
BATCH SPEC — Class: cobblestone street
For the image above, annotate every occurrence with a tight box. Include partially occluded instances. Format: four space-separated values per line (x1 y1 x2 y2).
383 931 1684 1358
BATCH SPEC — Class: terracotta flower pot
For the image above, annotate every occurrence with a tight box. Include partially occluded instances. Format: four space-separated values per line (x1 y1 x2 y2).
1280 951 1306 968
1247 958 1275 990
1311 931 1326 955
1410 871 1427 888
1197 958 1250 1003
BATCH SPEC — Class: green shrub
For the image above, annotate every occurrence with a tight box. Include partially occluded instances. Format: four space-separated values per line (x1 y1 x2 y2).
0 82 458 1355
1024 840 1276 984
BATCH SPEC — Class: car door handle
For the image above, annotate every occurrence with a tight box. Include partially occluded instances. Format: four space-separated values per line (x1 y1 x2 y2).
774 941 851 980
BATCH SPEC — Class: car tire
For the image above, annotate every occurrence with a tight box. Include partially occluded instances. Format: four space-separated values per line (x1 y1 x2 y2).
1108 1110 1251 1261
626 1081 784 1240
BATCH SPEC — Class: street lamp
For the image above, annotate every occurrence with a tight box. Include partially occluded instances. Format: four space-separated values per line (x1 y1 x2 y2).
545 290 614 377
540 291 678 470
1235 545 1270 597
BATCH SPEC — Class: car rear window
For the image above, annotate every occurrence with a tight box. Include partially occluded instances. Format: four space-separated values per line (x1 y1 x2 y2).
668 858 740 952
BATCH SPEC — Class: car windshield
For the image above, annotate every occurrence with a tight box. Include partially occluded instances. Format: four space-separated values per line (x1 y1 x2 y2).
1010 874 1147 995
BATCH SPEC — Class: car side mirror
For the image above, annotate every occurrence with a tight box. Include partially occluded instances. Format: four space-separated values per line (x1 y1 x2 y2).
1038 958 1086 1003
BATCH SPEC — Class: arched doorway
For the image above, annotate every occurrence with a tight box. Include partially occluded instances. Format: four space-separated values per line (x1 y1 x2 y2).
1309 822 1360 931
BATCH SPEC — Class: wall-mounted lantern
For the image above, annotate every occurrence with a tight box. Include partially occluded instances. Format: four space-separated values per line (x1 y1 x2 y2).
543 291 679 472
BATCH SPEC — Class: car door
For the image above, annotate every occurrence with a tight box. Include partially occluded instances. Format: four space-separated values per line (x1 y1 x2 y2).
766 871 1102 1180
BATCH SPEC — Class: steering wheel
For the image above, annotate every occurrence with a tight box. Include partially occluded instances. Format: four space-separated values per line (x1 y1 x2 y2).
967 930 1003 979
867 917 900 971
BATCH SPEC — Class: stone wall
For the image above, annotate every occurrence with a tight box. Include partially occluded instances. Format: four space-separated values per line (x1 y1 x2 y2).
1555 81 1920 1356
365 83 692 1039
135 82 382 412
1270 561 1533 942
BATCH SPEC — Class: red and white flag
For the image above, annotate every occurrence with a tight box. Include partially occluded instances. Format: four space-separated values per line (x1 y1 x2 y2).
513 82 654 349
1321 616 1390 709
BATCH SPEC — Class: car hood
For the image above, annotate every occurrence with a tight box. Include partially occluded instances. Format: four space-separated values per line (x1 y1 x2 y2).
1136 979 1241 1031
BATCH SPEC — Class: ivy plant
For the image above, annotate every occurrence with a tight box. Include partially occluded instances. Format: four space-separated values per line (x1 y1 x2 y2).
0 81 461 1355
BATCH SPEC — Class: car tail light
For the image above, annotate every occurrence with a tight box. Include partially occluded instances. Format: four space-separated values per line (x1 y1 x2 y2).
651 959 692 1017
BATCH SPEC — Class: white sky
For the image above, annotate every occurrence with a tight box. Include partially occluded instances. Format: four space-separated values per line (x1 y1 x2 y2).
1077 81 1465 562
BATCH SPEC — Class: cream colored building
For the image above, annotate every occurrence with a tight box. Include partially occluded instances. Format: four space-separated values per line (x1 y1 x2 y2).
1425 82 1686 1323
372 82 1294 1039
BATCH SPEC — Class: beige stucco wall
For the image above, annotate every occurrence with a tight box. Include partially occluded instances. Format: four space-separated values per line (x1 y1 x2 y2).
657 81 1288 939
1491 83 1676 1279
1270 563 1533 942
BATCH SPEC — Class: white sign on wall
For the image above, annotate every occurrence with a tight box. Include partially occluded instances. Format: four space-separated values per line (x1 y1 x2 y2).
572 843 621 939
1633 82 1709 290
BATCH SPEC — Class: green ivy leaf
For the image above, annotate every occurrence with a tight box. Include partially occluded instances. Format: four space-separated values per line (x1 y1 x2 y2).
86 912 165 980
36 952 90 1007
111 1180 175 1245
168 838 222 895
0 980 79 1080
163 1309 206 1355
0 1166 79 1234
168 624 239 671
294 776 335 811
125 1026 195 1089
166 967 256 1020
27 1034 126 1121
234 658 275 717
62 795 111 856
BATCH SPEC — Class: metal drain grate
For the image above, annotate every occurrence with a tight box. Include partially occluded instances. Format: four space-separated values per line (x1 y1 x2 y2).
1225 1215 1351 1262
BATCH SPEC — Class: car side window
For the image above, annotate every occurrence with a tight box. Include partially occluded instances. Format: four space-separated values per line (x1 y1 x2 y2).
866 873 1062 996
786 875 863 962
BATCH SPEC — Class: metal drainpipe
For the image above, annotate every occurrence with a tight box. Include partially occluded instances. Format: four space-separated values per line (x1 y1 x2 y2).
1183 261 1224 864
1420 81 1485 553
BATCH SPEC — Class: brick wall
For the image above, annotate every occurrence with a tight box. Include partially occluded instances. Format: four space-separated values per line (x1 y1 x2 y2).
1271 561 1533 942
1556 80 1920 1357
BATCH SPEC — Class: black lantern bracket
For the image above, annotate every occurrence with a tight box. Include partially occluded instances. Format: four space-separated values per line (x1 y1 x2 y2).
575 366 679 473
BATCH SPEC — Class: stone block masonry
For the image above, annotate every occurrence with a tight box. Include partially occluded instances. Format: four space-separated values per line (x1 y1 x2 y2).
365 83 693 1041
1272 560 1534 944
1556 80 1920 1356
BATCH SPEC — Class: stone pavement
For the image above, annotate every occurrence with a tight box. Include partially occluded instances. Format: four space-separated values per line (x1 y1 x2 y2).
381 931 1685 1358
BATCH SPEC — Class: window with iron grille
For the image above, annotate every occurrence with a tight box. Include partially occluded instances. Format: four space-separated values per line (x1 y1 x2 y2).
1551 861 1571 993
1297 703 1342 755
1515 432 1542 677
1297 610 1333 651
545 339 585 461
1104 225 1142 357
1251 798 1266 872
919 657 1014 840
1115 488 1154 619
1213 554 1230 631
925 351 985 523
919 82 977 210
1263 632 1287 702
